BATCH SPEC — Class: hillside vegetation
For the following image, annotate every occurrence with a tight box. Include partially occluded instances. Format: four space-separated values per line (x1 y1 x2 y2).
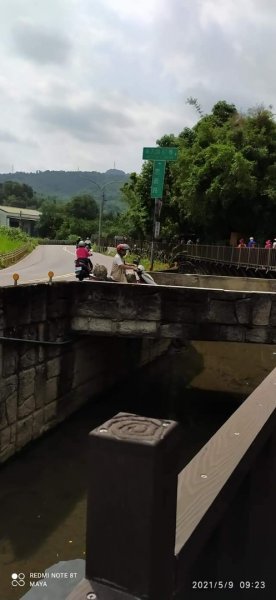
0 226 36 255
2 100 276 245
121 101 276 243
0 169 129 213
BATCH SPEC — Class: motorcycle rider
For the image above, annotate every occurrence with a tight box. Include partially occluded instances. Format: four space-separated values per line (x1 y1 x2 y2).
111 244 137 283
75 240 92 272
85 238 92 250
84 238 93 270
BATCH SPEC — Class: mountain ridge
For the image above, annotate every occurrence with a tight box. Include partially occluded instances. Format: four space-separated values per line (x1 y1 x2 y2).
0 169 130 204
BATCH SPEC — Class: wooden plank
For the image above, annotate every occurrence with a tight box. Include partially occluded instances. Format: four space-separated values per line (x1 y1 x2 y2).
175 366 276 556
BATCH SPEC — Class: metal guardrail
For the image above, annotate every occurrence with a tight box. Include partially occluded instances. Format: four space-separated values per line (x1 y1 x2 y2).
37 239 76 245
0 244 29 267
185 244 276 270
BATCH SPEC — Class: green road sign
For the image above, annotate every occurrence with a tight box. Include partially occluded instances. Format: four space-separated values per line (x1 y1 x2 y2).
150 160 165 198
143 147 178 161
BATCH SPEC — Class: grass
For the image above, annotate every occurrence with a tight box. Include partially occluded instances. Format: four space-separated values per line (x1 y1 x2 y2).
128 255 170 271
0 226 37 268
94 246 169 271
0 237 26 253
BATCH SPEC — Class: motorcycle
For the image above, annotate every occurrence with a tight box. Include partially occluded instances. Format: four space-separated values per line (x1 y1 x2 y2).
133 260 157 285
75 258 93 281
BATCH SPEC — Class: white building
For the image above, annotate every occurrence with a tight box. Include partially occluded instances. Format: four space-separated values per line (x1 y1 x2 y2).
0 205 41 235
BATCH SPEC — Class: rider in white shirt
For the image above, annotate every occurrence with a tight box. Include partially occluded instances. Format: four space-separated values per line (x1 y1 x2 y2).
111 244 137 283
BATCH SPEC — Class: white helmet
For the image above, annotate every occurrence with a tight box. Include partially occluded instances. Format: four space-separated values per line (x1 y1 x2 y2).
78 240 86 247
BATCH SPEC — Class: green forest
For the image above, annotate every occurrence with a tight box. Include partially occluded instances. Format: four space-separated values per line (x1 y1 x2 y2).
120 100 276 244
0 169 129 213
1 100 276 243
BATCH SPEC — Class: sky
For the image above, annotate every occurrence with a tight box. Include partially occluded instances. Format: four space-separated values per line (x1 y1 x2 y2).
0 0 275 174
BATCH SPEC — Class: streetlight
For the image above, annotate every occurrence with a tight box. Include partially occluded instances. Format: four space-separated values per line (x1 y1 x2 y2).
79 177 126 248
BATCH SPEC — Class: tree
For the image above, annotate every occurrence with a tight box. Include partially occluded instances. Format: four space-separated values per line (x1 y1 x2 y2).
118 186 148 240
186 97 204 117
36 201 65 238
212 100 237 125
0 181 36 208
56 217 98 239
65 194 99 220
173 102 276 240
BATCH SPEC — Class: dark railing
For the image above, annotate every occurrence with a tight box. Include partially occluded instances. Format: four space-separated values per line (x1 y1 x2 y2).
67 369 276 599
186 244 276 270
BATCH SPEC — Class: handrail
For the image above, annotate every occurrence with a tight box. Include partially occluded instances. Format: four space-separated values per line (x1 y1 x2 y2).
175 367 276 554
185 244 276 270
0 244 29 267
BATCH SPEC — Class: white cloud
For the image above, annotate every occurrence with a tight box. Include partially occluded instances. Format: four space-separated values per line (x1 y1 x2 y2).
12 20 72 64
100 0 160 23
0 0 276 174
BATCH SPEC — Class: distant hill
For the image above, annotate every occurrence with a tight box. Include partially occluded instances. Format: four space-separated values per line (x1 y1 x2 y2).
0 169 130 212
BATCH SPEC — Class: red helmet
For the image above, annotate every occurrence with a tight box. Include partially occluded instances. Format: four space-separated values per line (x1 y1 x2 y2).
116 244 130 252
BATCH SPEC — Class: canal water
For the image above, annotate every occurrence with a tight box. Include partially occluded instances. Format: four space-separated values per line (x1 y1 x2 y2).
0 341 275 600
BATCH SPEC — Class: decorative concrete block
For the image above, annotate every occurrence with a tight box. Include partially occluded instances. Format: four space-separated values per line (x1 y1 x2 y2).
245 327 269 343
19 347 37 369
0 400 7 430
219 325 245 342
2 347 18 377
235 298 252 324
32 409 44 439
45 377 58 404
10 424 16 443
46 357 61 379
6 392 18 424
16 415 33 448
207 300 237 324
44 402 57 423
18 395 35 419
19 368 36 403
0 374 18 402
252 297 272 326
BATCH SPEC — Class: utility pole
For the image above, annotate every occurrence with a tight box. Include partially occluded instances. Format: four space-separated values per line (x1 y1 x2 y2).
78 176 126 248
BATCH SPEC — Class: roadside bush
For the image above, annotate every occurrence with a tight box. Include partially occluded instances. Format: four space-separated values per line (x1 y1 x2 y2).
0 225 32 243
0 225 37 257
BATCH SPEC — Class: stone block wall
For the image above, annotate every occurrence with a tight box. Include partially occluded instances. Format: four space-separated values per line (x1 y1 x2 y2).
0 283 169 463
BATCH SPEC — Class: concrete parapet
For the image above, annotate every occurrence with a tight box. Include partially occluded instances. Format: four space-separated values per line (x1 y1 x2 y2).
0 283 169 463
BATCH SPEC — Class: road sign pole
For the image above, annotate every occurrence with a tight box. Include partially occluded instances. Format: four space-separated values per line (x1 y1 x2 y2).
150 204 161 271
149 239 155 271
150 202 156 271
142 146 179 271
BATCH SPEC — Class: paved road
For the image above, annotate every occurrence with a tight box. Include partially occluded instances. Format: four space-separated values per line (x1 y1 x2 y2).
0 245 114 286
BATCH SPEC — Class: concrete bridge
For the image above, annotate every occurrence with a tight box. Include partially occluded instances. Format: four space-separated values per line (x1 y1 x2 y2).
1 275 276 463
71 275 276 344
